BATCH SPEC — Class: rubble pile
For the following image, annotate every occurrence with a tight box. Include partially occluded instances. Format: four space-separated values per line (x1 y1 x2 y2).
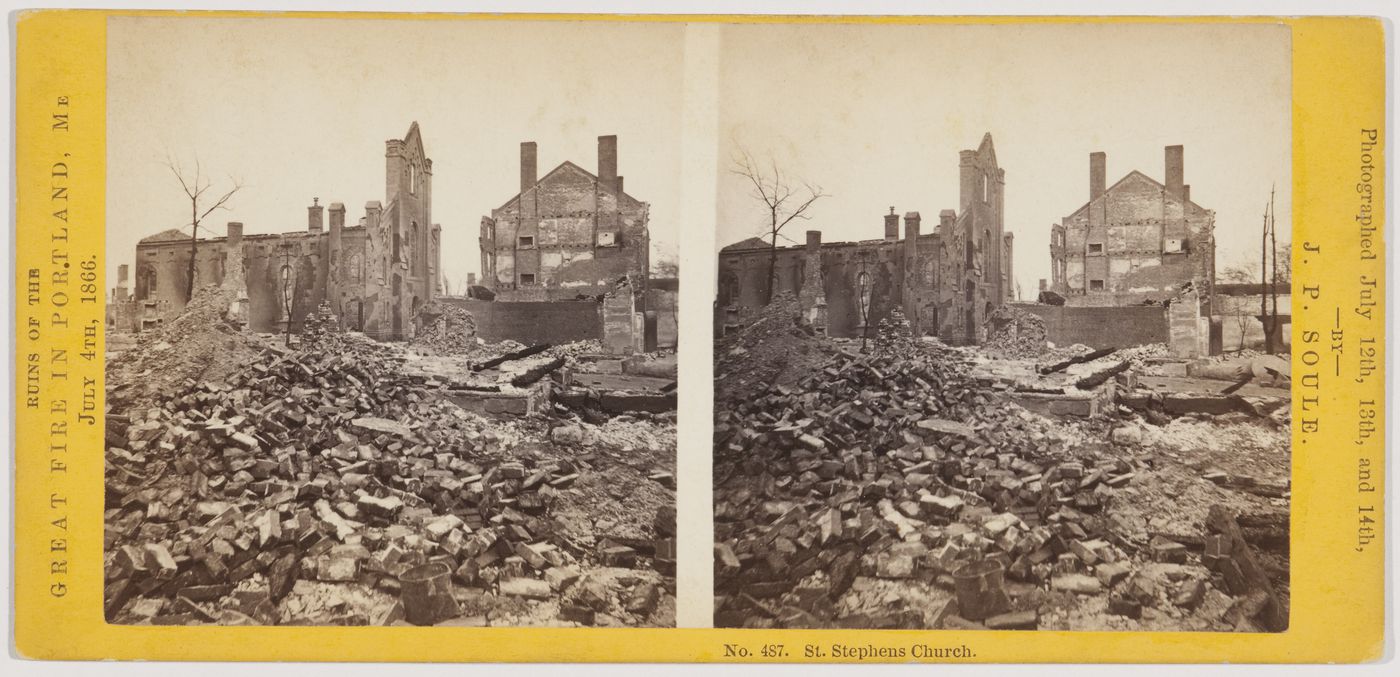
1117 343 1171 374
410 302 478 355
105 321 676 627
300 301 345 353
982 305 1048 359
715 292 833 405
548 340 606 372
874 308 917 355
107 284 260 407
713 332 1286 631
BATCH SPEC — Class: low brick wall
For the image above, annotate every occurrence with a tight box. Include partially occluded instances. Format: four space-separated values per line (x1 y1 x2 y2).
1015 303 1169 349
442 298 603 345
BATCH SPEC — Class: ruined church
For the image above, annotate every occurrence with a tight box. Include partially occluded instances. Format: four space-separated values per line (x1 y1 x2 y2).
717 133 1013 344
109 122 441 340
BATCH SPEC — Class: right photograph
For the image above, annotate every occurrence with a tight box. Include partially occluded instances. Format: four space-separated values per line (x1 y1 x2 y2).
711 23 1294 631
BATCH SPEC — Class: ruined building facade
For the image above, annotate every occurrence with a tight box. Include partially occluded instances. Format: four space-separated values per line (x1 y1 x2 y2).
717 133 1012 344
1048 145 1216 308
479 135 651 302
110 122 441 340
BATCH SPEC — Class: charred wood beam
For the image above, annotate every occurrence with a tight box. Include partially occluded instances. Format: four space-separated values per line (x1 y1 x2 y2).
510 356 566 388
1073 360 1131 389
471 343 552 372
1038 347 1116 375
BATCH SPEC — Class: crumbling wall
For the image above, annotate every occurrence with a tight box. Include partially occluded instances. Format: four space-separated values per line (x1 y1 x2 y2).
444 298 603 345
1018 303 1169 349
1055 154 1215 306
486 157 650 298
124 124 439 341
1169 289 1204 358
719 241 910 341
716 135 1006 345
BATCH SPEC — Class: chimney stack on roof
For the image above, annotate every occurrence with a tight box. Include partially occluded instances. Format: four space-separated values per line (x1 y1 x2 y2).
329 202 346 233
1090 151 1106 202
598 135 618 189
884 206 899 241
308 197 323 234
1165 144 1184 198
904 211 922 240
520 141 537 196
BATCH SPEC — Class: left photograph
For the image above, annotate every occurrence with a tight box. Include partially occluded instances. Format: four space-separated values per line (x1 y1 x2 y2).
102 17 681 627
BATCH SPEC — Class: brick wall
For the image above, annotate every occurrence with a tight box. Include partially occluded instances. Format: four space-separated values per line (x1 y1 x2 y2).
1053 154 1215 307
484 149 650 295
442 298 602 345
1016 303 1168 349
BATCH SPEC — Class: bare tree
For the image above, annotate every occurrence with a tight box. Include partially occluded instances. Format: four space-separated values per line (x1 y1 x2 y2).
731 148 828 305
1274 240 1291 284
1260 186 1280 354
165 154 242 302
1218 295 1254 351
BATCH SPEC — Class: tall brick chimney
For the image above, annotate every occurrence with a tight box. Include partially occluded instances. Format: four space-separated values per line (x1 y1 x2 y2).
904 211 922 239
903 212 923 334
117 263 129 286
1090 152 1106 202
227 221 244 248
308 197 323 233
328 202 345 317
328 202 346 232
1165 145 1184 197
520 141 537 195
939 209 956 233
598 135 618 188
884 207 899 241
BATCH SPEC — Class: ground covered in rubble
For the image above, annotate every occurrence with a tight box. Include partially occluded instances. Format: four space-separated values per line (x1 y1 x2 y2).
714 305 1289 632
105 288 677 627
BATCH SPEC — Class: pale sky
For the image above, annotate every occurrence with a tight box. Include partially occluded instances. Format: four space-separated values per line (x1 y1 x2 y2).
107 16 685 292
108 19 1291 299
715 22 1293 299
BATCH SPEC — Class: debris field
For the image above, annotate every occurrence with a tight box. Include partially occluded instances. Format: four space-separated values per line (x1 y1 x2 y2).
714 300 1289 632
105 287 677 627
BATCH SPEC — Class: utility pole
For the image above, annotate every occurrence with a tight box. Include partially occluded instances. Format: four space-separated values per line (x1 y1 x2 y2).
1261 198 1272 354
1269 184 1279 354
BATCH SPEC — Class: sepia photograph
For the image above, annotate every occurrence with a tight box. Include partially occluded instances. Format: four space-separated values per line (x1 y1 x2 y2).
102 16 681 627
712 22 1294 631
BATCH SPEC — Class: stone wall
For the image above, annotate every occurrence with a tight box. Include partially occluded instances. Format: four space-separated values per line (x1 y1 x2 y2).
443 298 603 345
1016 303 1169 349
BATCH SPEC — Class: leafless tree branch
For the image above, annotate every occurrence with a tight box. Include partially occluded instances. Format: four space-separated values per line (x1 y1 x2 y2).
730 145 830 305
164 153 243 301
